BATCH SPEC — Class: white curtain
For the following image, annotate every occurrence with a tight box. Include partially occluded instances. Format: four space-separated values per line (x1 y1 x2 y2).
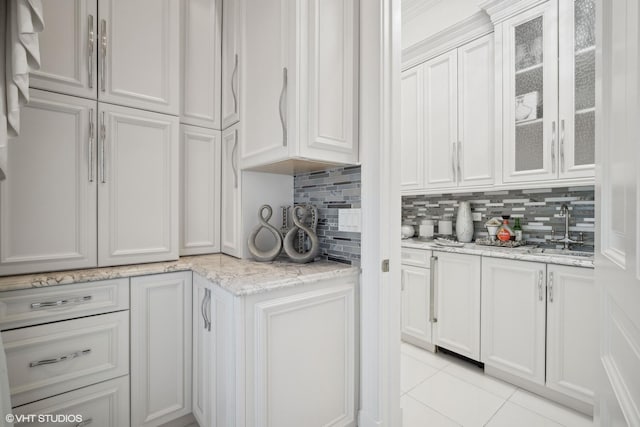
0 0 44 181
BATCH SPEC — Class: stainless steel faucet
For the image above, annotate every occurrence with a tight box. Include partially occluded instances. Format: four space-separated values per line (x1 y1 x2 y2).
549 204 583 250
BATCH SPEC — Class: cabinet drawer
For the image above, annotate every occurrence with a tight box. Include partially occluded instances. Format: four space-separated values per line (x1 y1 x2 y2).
12 376 130 427
401 248 432 267
0 279 129 330
3 311 129 407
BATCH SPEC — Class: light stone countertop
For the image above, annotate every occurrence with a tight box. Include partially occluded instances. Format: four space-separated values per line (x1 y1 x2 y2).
0 254 360 296
402 239 594 269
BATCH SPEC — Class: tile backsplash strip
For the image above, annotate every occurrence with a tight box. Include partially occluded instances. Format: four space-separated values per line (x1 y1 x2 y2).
402 187 595 249
294 166 361 266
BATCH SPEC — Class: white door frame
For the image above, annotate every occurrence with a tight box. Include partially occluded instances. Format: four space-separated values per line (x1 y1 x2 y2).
358 0 402 426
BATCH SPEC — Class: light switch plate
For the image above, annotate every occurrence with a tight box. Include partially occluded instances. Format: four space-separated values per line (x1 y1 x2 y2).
472 212 482 222
338 208 361 232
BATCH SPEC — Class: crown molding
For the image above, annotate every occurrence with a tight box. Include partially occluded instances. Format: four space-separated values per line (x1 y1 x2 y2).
402 0 443 23
478 0 550 24
402 10 493 70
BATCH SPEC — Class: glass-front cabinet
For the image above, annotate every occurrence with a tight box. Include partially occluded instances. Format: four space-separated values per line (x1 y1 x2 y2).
501 0 595 183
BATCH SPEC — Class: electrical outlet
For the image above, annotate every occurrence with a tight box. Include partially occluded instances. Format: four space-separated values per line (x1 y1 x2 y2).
472 212 482 222
338 208 361 232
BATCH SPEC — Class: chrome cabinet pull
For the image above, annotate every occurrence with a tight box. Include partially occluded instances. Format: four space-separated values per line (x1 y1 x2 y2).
31 295 92 310
457 141 462 180
429 256 438 323
99 112 106 183
75 418 93 427
279 67 288 147
538 271 544 301
451 143 456 182
231 130 238 189
88 15 95 88
548 272 554 303
400 274 405 291
231 54 239 114
551 121 557 174
100 19 107 92
29 349 91 367
560 119 565 173
205 288 212 332
200 288 208 330
89 109 95 182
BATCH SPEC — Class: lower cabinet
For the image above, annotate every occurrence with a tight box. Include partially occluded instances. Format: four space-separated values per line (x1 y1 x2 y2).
192 274 359 427
481 258 596 406
130 272 193 427
433 252 481 361
12 376 130 427
221 125 242 257
400 263 433 349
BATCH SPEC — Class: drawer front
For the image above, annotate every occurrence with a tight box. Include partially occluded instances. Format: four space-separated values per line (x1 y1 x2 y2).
0 279 129 330
401 248 432 268
3 311 129 407
12 376 130 427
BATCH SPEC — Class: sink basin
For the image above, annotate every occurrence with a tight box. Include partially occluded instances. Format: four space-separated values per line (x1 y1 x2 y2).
527 248 594 258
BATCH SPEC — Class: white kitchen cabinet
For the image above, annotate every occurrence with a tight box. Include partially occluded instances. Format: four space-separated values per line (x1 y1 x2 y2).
130 272 192 427
29 0 98 99
400 34 495 193
0 90 97 276
400 66 423 191
181 0 222 129
240 0 358 172
481 258 546 385
97 103 179 266
422 51 458 190
180 125 221 256
97 0 179 115
192 274 236 427
546 265 597 404
221 126 242 257
221 0 241 129
401 264 433 349
433 252 481 361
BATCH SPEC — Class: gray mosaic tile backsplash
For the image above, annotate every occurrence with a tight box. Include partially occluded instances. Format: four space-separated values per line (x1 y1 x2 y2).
294 166 361 266
402 186 595 249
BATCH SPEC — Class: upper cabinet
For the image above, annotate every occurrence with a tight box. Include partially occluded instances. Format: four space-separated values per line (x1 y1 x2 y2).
400 33 495 193
240 0 359 173
181 0 222 129
497 0 595 183
31 0 180 115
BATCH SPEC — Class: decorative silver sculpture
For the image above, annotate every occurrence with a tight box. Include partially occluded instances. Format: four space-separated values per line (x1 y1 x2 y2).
247 205 283 262
280 204 318 253
283 206 320 263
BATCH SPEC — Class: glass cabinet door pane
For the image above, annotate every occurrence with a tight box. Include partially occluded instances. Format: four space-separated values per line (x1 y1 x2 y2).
573 0 596 166
514 16 544 172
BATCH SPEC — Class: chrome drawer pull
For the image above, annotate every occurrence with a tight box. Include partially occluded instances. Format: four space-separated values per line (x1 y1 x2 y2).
279 67 288 147
31 295 92 310
29 349 92 367
75 418 93 427
88 15 95 88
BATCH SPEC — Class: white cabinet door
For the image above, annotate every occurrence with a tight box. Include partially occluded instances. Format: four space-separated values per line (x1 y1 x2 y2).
558 0 596 179
502 2 559 183
546 265 597 404
433 252 480 360
0 90 97 276
192 275 212 427
457 34 496 188
221 126 242 257
400 66 424 191
240 0 291 167
29 0 98 99
423 51 458 190
300 0 358 165
180 125 221 256
181 0 222 129
401 264 432 348
221 0 241 129
481 258 547 385
131 272 192 427
97 103 179 266
98 0 179 114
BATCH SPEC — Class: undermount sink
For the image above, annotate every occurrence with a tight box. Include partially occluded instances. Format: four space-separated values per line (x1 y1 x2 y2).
527 248 594 258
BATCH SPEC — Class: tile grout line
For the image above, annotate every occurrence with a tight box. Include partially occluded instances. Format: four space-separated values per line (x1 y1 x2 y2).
506 399 572 427
404 394 463 427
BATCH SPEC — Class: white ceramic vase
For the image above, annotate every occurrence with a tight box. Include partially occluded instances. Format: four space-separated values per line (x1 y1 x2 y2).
456 201 474 243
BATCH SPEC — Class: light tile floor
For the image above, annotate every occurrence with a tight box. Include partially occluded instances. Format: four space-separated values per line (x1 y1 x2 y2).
401 343 594 427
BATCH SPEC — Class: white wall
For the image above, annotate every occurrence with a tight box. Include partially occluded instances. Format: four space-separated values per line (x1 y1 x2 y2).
402 0 481 49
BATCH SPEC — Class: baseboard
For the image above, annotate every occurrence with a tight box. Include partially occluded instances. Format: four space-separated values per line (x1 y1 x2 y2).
358 410 383 427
